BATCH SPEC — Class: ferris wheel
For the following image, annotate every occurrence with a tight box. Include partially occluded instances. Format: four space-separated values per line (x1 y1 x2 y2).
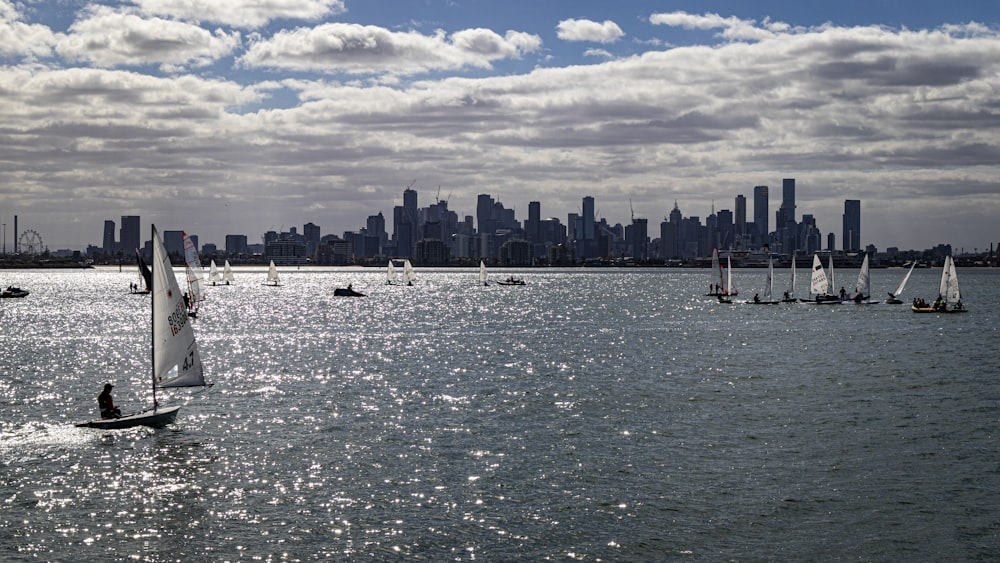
18 229 44 255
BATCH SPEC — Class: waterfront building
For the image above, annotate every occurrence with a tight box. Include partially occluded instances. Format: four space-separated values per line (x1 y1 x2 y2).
753 186 768 247
103 220 116 256
120 215 140 261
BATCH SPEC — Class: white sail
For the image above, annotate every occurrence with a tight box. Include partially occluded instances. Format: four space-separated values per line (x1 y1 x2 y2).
152 226 205 388
726 256 735 295
182 232 206 302
764 258 774 299
854 254 871 298
208 260 221 284
891 262 916 298
810 254 828 296
938 256 951 300
479 260 488 285
185 265 204 312
266 260 280 285
387 260 398 284
827 253 836 295
787 256 796 298
709 249 723 293
945 256 961 306
403 259 415 284
222 260 235 284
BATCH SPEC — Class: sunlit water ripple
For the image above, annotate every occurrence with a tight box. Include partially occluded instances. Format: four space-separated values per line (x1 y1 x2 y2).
1 266 999 560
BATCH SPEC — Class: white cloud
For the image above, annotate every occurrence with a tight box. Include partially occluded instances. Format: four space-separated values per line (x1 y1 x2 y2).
650 11 778 41
0 0 58 58
134 0 346 29
239 23 541 75
56 6 241 71
583 48 613 59
556 18 625 44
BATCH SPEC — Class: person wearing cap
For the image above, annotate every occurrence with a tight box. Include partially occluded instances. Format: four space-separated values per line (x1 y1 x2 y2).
98 383 122 419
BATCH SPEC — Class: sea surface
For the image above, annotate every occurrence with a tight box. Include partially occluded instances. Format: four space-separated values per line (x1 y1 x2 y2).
1 265 999 561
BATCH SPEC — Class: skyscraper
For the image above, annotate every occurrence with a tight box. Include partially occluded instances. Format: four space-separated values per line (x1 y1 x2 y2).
103 220 116 255
734 195 746 239
582 196 595 240
843 199 861 252
120 216 140 259
753 186 768 245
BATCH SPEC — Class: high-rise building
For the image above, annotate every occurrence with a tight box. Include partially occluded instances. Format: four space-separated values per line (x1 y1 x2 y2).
366 212 387 254
225 234 248 257
394 187 419 258
476 194 495 235
734 195 746 239
581 196 595 240
781 179 796 222
843 199 861 252
103 220 116 256
776 178 797 253
753 186 768 246
120 216 140 259
303 222 321 257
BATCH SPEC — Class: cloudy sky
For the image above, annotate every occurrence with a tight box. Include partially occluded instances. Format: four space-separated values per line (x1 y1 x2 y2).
1 0 998 253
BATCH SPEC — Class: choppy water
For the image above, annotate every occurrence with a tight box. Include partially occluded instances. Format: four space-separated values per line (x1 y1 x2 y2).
1 265 999 561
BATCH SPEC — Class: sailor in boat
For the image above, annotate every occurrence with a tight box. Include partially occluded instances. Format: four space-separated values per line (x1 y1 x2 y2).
98 383 122 419
753 293 760 303
839 287 847 299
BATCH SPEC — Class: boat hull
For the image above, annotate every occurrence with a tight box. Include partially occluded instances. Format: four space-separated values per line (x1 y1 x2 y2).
334 288 365 297
75 405 181 429
912 305 967 314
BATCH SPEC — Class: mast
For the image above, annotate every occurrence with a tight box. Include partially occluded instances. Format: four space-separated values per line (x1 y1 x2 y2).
151 224 158 411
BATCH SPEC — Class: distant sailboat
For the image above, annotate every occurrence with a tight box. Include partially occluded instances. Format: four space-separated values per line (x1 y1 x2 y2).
403 259 415 286
747 258 779 304
781 255 797 302
182 232 206 315
706 249 725 296
913 256 965 313
885 262 916 304
479 260 489 286
131 249 152 294
222 260 235 285
806 254 841 303
387 260 399 285
264 260 281 286
208 260 221 285
845 254 879 304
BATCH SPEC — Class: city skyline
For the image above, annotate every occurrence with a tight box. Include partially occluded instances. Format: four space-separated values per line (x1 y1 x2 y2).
1 1 999 252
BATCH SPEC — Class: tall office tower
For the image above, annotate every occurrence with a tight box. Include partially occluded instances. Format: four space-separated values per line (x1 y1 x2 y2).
367 212 387 251
776 178 797 253
582 196 595 240
120 216 140 257
477 194 495 235
403 188 417 210
628 217 648 259
753 186 768 245
303 222 321 257
225 234 248 257
781 179 796 222
103 220 116 255
734 195 746 238
526 201 541 242
717 209 734 249
394 187 419 258
660 219 678 259
843 199 861 252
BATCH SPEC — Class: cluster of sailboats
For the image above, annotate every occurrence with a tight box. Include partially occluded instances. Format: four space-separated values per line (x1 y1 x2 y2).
710 249 966 312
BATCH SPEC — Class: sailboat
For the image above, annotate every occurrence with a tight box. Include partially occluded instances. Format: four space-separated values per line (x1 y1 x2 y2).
912 256 965 313
131 249 152 294
706 249 725 296
885 262 916 304
386 260 399 285
781 254 797 302
222 260 235 285
804 254 841 303
77 225 210 429
479 260 489 286
725 256 738 297
403 259 415 286
182 232 206 315
207 260 221 286
264 260 281 286
844 254 879 304
747 258 780 304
